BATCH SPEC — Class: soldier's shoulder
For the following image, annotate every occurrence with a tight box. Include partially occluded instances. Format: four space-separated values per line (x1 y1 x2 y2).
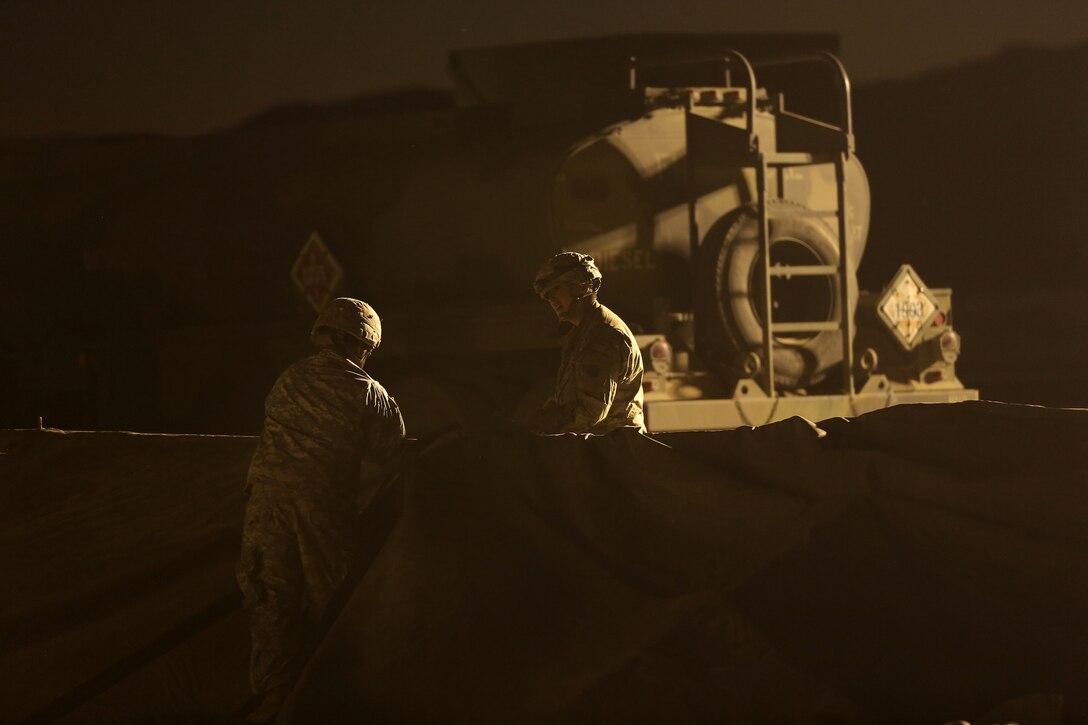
360 374 400 409
281 349 341 376
597 305 637 337
269 351 322 388
282 350 323 371
589 308 637 348
361 373 390 397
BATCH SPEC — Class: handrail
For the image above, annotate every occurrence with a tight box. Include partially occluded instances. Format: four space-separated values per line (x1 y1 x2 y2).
817 51 853 142
628 50 853 141
754 51 852 142
628 52 756 137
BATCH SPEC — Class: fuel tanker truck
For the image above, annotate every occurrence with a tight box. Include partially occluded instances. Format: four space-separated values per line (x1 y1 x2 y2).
538 49 978 430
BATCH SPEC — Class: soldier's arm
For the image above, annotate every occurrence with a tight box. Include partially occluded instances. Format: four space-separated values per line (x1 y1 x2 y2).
357 392 408 509
554 333 629 433
375 396 408 464
357 385 407 465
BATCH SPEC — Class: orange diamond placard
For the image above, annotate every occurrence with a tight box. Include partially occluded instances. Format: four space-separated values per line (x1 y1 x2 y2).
291 232 343 312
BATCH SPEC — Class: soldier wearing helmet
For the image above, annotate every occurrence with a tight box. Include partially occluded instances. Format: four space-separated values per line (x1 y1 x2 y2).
532 252 646 435
236 297 405 721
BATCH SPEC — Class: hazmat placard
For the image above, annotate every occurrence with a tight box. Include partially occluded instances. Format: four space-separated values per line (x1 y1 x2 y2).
878 264 938 349
291 232 343 312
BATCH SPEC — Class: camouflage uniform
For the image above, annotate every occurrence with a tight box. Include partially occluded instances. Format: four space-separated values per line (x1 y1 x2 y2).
236 347 405 699
538 302 646 435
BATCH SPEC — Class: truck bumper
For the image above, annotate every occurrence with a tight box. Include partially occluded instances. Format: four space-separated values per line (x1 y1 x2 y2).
644 385 981 432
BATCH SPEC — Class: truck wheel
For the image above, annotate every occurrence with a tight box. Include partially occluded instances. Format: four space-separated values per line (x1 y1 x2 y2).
695 200 852 389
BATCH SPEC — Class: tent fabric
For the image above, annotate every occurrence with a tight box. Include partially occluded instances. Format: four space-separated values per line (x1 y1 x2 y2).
2 400 1087 723
287 403 1088 724
0 429 254 723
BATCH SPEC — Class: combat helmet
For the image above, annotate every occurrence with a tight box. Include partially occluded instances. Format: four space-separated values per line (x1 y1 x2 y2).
310 297 382 350
533 252 602 298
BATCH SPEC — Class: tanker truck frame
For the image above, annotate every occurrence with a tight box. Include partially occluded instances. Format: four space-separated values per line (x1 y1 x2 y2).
548 49 978 431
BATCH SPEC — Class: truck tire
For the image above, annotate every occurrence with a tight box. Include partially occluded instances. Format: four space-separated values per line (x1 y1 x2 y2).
695 200 851 389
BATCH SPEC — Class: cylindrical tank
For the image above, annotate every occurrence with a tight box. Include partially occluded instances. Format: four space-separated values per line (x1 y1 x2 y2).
551 103 871 389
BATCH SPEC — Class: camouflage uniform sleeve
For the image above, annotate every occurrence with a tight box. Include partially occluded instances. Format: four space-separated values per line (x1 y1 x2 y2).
362 384 407 467
552 330 629 434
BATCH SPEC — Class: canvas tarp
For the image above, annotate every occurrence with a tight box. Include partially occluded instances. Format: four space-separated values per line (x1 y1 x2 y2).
2 400 1086 723
0 430 254 723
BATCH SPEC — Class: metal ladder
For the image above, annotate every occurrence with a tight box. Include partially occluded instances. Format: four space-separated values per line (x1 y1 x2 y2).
756 51 856 397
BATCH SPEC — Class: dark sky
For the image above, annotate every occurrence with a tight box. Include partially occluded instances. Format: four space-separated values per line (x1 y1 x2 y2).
3 0 1087 138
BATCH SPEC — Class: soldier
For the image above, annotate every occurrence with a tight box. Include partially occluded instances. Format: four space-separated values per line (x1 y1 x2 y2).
236 297 406 721
532 252 646 435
